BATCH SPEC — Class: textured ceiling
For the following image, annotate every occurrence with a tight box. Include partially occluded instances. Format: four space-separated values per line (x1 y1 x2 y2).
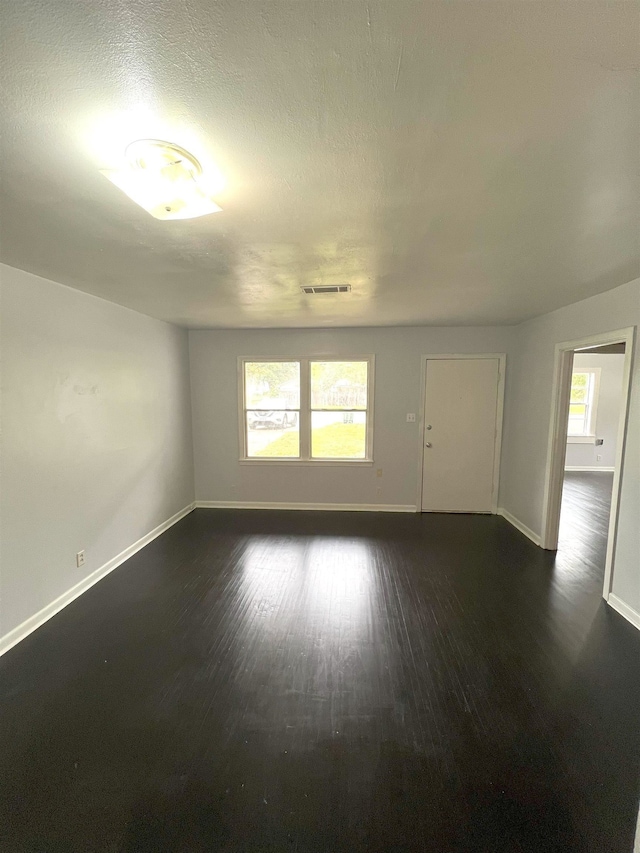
1 1 638 328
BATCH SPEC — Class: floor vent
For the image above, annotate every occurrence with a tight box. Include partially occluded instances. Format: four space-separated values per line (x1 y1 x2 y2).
301 285 351 294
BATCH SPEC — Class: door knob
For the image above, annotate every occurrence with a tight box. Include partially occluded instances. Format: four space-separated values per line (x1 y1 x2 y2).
425 442 432 448
426 424 432 430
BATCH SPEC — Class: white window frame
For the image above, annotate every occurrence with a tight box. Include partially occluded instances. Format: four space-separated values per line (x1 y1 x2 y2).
567 367 600 444
238 356 375 465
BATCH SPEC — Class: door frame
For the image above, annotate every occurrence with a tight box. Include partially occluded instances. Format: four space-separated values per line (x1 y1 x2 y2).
416 354 507 513
540 326 635 600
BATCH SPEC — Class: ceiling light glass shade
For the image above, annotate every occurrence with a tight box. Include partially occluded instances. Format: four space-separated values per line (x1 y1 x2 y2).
100 140 223 220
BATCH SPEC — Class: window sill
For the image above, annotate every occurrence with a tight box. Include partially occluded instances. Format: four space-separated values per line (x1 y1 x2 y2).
239 458 374 467
567 435 597 444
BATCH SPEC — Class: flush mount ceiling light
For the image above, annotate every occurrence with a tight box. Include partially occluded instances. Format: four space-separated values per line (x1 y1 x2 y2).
100 139 223 220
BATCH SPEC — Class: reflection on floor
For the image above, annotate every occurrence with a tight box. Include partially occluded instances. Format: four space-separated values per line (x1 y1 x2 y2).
1 507 639 852
558 471 614 582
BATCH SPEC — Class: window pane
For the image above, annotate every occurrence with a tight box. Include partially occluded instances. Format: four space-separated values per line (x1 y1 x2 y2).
568 397 587 434
570 373 590 403
311 411 366 458
310 361 368 409
246 411 299 457
245 362 300 409
568 417 586 436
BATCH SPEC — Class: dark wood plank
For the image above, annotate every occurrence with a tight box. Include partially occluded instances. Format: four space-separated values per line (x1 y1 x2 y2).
559 470 614 572
1 505 639 852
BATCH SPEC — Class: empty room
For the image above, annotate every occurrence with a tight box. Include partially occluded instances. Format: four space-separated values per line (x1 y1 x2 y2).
1 2 639 852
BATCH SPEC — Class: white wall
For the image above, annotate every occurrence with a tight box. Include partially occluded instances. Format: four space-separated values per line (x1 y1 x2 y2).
500 277 640 618
189 326 514 509
565 352 625 469
0 265 195 640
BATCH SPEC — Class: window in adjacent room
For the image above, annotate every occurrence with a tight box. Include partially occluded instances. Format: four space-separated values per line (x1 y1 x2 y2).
567 369 600 440
240 357 373 462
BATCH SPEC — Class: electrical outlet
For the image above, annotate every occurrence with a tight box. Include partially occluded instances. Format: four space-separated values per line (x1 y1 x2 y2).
376 486 382 497
596 455 602 462
376 468 383 478
76 550 85 568
406 413 416 423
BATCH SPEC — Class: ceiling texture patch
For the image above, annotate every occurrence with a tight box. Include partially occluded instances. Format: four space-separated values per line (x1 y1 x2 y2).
0 1 638 328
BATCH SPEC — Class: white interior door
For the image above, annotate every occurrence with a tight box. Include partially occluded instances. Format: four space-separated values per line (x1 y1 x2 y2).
421 358 500 512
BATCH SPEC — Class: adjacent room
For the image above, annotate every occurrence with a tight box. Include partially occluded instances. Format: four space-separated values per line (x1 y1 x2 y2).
1 2 639 851
558 342 629 594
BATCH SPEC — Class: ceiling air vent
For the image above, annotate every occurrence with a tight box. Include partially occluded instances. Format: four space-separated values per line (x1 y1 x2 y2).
301 285 351 295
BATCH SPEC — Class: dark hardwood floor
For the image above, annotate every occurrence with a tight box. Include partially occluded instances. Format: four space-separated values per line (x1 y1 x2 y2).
559 470 614 573
1 506 639 852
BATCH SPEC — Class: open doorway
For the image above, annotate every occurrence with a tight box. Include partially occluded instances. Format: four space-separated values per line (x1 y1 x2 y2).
559 343 626 587
541 328 635 601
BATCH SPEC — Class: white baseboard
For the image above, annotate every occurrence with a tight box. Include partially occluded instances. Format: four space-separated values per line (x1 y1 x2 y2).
195 501 417 513
497 508 542 547
564 466 615 472
608 594 640 632
0 502 196 658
